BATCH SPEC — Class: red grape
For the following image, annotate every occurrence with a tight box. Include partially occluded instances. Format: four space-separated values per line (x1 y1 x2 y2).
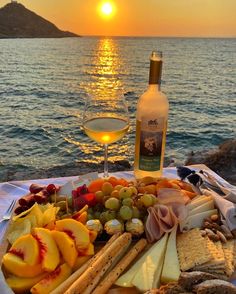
29 183 44 194
46 184 57 194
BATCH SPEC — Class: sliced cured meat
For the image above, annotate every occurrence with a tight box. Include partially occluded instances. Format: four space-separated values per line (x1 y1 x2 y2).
155 204 176 232
157 188 190 205
145 200 188 242
170 202 188 222
145 207 163 242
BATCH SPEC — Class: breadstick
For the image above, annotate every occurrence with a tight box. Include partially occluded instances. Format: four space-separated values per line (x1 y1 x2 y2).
93 238 147 294
82 239 132 294
51 233 121 294
65 232 132 294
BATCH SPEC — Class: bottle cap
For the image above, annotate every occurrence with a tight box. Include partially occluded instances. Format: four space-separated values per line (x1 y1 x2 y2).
149 51 163 85
150 51 162 61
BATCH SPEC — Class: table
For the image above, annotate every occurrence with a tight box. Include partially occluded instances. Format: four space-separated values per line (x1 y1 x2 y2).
0 164 231 294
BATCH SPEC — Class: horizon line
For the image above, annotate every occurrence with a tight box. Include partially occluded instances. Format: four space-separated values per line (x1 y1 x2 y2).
80 34 236 39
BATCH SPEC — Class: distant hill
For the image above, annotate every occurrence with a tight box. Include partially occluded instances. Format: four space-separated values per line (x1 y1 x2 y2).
0 2 79 38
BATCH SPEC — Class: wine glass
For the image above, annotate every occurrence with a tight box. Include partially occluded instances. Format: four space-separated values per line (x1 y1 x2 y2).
82 92 129 178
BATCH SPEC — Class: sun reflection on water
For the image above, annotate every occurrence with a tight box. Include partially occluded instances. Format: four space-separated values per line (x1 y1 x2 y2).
86 38 124 99
64 38 129 163
67 38 130 164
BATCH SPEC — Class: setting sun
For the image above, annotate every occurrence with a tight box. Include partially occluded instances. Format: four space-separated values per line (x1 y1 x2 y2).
102 3 112 15
100 2 115 18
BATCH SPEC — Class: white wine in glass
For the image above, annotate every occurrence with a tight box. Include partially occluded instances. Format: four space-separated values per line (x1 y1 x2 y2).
82 94 129 177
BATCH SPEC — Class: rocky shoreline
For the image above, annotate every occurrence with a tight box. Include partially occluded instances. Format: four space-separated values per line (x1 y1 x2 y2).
1 140 235 185
185 139 236 185
0 160 132 183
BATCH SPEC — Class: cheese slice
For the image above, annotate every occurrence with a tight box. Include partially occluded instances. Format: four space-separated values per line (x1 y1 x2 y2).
115 246 150 287
132 233 168 292
161 226 180 284
188 200 215 216
191 194 211 203
180 209 218 231
187 196 212 211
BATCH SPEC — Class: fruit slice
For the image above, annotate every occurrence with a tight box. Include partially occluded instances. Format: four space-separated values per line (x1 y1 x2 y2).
33 228 60 272
88 178 105 193
77 211 88 224
9 234 39 265
78 242 94 256
51 231 77 267
55 219 90 250
89 230 98 243
28 204 44 227
30 263 72 294
2 253 43 278
6 273 46 294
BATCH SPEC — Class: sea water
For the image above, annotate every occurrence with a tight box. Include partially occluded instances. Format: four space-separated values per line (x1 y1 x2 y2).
0 37 235 173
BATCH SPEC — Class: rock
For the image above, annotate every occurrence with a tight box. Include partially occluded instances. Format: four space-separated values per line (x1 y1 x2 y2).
185 139 236 185
0 2 79 38
0 160 132 181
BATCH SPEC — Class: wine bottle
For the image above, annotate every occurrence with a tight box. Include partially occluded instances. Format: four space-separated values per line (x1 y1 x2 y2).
134 51 169 179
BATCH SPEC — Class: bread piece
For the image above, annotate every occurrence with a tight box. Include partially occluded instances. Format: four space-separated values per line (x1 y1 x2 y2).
178 271 218 291
193 279 236 294
233 240 236 268
144 282 189 293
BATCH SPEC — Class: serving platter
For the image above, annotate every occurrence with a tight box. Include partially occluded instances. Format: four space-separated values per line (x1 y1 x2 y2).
1 165 236 294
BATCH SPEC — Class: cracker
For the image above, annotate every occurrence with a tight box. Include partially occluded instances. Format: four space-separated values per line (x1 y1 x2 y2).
222 240 234 277
177 228 212 271
194 264 225 271
206 239 225 266
233 240 236 269
192 239 225 272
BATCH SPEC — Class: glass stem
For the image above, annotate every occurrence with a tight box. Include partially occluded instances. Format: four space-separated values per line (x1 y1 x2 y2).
104 144 109 178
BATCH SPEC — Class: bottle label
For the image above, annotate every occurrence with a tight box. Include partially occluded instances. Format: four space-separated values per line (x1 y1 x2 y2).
138 117 165 171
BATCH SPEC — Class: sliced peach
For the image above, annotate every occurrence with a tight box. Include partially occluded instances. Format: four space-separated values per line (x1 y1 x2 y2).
73 256 91 271
89 230 98 243
78 242 94 256
6 273 47 294
51 231 77 268
43 220 56 230
30 263 72 294
76 211 87 224
72 205 89 220
9 234 39 266
55 219 90 250
32 228 60 272
2 253 43 278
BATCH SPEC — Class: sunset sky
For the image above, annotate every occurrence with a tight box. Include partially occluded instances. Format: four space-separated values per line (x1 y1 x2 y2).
1 0 236 37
